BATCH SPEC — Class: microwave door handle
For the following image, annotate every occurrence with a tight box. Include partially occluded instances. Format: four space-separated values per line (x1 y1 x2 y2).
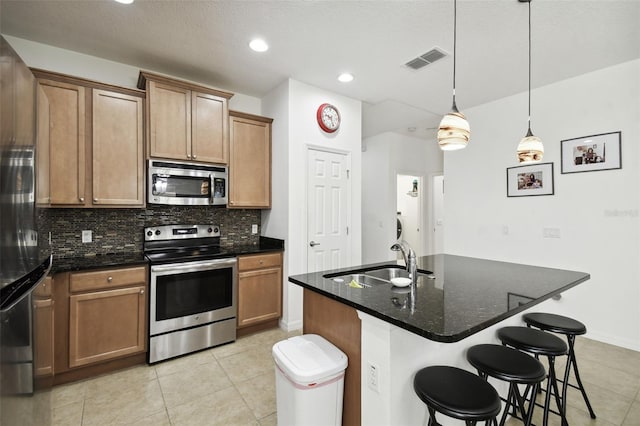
209 174 214 204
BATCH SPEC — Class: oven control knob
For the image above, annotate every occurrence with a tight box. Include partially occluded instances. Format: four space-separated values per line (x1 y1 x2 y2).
146 231 153 237
155 230 161 236
213 227 219 233
207 227 213 233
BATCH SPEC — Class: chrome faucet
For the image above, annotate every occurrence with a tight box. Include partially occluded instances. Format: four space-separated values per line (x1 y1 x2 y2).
390 240 417 287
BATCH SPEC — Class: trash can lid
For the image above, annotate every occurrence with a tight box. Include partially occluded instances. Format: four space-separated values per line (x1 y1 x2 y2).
272 334 348 384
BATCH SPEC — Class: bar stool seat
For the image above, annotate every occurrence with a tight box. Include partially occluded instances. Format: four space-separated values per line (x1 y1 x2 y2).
414 365 501 425
498 327 568 426
523 312 596 419
468 344 546 425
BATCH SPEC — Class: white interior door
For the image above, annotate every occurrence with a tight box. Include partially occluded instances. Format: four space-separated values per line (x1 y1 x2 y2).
307 149 350 272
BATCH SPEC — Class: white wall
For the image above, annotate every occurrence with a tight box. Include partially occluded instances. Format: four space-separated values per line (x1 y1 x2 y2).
3 35 262 115
444 59 640 350
362 132 443 264
262 79 362 331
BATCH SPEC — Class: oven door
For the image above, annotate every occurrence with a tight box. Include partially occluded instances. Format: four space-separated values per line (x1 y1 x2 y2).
149 257 237 336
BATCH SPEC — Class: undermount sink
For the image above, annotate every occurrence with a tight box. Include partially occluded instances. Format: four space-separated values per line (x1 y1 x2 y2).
324 266 434 288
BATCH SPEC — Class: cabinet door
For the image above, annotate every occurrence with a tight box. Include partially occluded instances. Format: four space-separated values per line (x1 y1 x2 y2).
92 89 144 206
39 80 86 205
36 84 50 206
69 285 146 368
33 276 54 377
148 80 191 161
191 91 228 164
229 115 271 208
237 267 282 328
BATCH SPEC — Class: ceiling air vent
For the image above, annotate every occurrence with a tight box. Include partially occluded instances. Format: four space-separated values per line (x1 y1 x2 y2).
404 47 447 70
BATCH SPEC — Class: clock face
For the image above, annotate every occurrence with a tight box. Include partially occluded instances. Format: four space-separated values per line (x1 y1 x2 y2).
317 103 340 133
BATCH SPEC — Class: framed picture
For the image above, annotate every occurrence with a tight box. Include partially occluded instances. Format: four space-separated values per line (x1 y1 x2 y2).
561 131 621 174
507 162 554 197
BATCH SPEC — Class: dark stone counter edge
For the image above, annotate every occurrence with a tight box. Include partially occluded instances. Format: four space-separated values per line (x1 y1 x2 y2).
289 268 590 343
52 236 285 273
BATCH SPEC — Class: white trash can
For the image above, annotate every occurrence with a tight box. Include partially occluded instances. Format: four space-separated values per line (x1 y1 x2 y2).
272 334 348 426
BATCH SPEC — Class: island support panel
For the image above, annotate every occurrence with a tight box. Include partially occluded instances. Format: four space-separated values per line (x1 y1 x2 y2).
303 289 361 426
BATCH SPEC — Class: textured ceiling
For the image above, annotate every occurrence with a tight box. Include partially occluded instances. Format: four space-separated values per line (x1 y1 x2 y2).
2 0 639 139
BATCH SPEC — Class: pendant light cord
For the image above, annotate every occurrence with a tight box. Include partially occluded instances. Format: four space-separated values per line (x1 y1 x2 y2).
452 0 458 111
527 0 532 131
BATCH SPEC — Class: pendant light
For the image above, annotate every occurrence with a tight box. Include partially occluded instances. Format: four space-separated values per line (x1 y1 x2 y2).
516 0 544 164
438 0 470 151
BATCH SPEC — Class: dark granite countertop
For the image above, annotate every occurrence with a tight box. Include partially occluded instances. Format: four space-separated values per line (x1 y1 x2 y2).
52 237 284 273
289 254 590 343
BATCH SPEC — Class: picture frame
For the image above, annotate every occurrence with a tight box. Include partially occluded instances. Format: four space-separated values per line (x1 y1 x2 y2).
507 162 554 197
561 131 621 174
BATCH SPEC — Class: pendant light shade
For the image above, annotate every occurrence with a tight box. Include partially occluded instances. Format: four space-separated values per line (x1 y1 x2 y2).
516 0 543 164
438 0 470 151
438 106 470 151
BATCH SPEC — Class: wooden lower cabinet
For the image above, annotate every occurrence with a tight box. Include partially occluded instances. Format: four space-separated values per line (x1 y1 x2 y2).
53 265 148 384
303 289 361 426
237 252 282 333
33 276 54 378
69 285 146 367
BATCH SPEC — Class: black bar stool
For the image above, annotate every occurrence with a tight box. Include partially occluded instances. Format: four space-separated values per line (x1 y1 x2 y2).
413 365 501 425
498 327 568 426
523 312 596 419
467 344 546 425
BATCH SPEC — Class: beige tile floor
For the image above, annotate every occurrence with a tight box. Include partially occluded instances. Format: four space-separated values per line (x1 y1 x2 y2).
16 330 640 425
49 327 297 426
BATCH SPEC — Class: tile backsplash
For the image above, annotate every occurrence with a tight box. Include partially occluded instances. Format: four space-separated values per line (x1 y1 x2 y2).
40 205 261 258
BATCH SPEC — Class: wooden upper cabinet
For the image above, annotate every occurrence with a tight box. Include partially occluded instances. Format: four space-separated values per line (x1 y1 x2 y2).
139 71 233 165
229 111 272 208
33 69 145 208
39 79 86 205
148 80 191 161
92 89 144 206
36 84 50 206
192 91 228 164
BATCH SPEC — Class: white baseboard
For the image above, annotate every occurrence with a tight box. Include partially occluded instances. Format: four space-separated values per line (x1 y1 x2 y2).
279 318 303 333
585 330 640 352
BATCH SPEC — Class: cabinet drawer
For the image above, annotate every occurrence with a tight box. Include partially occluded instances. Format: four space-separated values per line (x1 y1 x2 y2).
238 252 281 271
70 266 147 293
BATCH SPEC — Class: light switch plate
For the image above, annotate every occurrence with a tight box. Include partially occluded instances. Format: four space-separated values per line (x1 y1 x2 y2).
81 230 92 243
251 224 258 234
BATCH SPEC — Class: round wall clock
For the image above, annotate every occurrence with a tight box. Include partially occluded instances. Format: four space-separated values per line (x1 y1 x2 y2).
317 103 341 133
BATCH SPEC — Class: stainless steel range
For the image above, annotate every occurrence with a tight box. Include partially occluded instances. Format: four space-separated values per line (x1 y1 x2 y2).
144 224 237 364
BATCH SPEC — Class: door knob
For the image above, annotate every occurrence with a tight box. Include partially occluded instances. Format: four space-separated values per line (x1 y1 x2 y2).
309 241 320 247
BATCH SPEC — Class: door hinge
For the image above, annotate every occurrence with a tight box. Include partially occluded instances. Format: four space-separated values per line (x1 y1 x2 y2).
346 226 349 235
346 169 350 179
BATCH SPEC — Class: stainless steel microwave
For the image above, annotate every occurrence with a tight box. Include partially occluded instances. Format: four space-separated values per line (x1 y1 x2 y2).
148 160 227 206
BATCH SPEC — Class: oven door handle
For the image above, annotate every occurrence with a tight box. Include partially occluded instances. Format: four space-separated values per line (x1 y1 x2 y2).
151 257 237 274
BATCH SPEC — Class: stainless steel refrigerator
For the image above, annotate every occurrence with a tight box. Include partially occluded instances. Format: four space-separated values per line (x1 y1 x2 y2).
1 36 53 424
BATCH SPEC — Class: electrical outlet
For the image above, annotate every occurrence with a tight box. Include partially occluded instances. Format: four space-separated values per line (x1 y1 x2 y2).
367 362 379 393
251 224 258 234
81 230 92 243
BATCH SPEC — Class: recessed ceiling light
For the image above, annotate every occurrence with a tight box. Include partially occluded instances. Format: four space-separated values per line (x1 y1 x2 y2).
338 73 354 83
113 0 134 4
249 39 269 53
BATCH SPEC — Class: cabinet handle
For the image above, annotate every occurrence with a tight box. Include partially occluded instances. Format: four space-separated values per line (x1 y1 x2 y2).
107 276 113 283
79 197 84 202
186 154 191 159
140 289 145 295
193 154 197 159
93 198 98 203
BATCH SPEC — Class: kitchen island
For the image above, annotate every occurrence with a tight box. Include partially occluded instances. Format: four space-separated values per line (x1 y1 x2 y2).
289 254 590 426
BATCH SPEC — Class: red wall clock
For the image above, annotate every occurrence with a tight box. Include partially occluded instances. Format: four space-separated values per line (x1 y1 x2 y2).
317 103 341 133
